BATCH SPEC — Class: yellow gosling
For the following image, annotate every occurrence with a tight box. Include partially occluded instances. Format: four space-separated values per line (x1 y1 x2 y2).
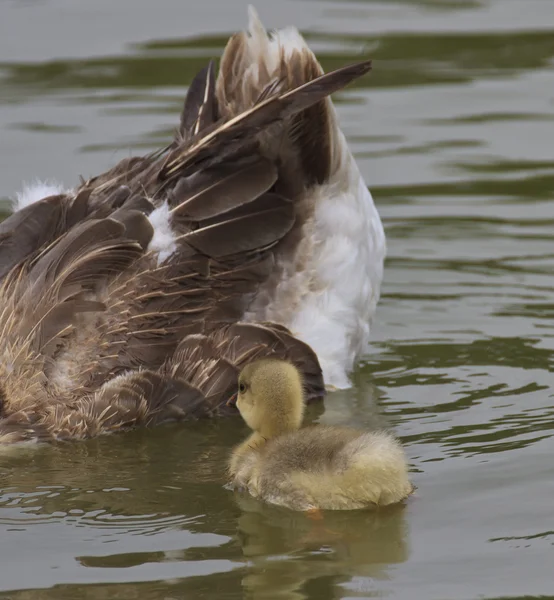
228 359 414 513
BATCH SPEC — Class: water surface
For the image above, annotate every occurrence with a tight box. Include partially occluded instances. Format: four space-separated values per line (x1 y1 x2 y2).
1 0 554 598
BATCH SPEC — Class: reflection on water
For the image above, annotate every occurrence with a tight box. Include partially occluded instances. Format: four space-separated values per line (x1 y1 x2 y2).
0 423 409 599
1 0 554 598
234 494 409 599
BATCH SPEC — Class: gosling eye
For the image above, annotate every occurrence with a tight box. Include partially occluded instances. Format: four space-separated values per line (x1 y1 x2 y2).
238 382 247 394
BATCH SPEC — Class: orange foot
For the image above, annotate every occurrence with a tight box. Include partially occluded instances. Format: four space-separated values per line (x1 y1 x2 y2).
305 507 324 521
302 507 343 540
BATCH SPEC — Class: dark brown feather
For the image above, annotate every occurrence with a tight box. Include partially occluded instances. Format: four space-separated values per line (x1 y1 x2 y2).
0 191 91 282
182 193 294 257
92 370 208 428
179 61 218 142
159 59 372 181
212 322 324 402
287 52 331 186
110 207 154 250
0 218 143 366
25 219 141 293
161 321 325 416
169 156 277 222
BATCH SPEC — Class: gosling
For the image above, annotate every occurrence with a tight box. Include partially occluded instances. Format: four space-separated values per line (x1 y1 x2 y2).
228 359 414 514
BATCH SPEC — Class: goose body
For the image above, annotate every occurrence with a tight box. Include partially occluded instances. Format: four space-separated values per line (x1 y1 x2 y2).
0 9 384 444
229 359 413 511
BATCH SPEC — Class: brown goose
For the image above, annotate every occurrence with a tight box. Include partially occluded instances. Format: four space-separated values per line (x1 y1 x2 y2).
0 9 383 444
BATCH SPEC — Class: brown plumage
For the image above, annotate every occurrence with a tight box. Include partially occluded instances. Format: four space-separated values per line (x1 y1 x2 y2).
0 17 373 444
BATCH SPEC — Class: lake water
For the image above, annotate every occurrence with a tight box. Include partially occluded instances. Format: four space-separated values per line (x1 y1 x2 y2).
1 0 554 598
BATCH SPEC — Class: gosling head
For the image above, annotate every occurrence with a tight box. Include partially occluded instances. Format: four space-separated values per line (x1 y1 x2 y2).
235 359 305 438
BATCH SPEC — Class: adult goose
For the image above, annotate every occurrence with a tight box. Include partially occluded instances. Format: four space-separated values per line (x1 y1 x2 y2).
0 9 385 444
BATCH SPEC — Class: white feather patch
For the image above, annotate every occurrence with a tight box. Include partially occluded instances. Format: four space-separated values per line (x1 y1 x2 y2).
243 132 386 390
147 202 178 265
287 160 386 390
13 180 66 212
238 10 387 388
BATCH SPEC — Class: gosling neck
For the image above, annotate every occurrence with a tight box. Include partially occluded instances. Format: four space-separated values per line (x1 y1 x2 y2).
257 419 298 441
256 400 304 440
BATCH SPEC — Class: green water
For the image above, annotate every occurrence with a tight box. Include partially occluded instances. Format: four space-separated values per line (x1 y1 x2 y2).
1 0 554 598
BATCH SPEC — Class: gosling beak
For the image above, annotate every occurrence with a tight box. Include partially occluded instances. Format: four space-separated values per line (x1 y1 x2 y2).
226 392 238 407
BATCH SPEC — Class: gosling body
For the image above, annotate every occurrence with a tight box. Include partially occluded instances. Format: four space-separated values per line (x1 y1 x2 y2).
229 359 413 511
